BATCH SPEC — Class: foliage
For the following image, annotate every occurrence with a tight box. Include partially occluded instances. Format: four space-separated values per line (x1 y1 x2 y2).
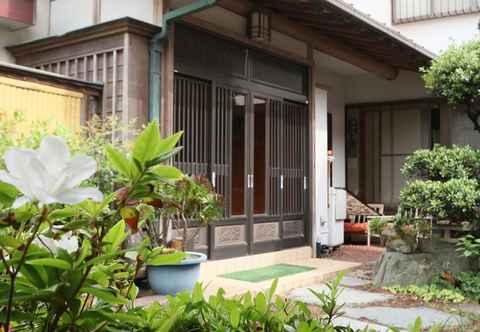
0 122 186 331
456 235 480 258
455 272 480 303
399 179 480 222
368 217 389 236
0 113 135 195
150 175 223 250
117 275 441 332
402 145 480 181
387 271 480 305
385 284 466 304
434 271 480 303
400 145 480 224
422 40 480 132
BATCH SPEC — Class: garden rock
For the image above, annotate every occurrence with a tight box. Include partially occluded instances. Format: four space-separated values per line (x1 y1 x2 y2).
382 225 417 254
374 243 476 287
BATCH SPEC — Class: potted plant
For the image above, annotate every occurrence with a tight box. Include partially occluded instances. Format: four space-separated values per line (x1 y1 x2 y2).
140 175 223 295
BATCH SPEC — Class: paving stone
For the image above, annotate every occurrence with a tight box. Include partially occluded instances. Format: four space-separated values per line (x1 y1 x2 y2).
333 317 394 332
340 275 371 287
343 306 469 329
288 284 393 305
455 303 480 315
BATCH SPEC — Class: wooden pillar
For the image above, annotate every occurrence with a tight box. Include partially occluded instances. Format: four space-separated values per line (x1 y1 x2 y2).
308 44 316 255
161 24 175 137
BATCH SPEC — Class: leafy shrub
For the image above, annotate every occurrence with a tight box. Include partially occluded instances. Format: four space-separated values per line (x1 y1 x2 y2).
385 285 466 304
456 235 480 258
422 40 480 132
402 145 480 181
399 179 480 222
369 217 389 236
117 276 442 332
400 145 480 223
456 272 480 303
0 122 186 331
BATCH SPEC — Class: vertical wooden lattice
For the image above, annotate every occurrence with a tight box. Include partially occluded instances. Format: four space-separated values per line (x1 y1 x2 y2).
34 49 124 119
213 86 232 217
283 101 307 216
173 75 211 177
268 99 283 216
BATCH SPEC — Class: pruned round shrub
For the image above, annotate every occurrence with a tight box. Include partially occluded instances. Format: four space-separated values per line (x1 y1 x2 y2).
400 179 480 222
402 145 480 181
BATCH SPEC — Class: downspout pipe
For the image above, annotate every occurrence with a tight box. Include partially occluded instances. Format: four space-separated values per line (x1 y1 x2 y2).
148 0 217 122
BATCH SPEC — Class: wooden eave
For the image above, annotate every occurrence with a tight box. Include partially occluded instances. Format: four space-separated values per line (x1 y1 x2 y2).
7 17 161 58
221 0 434 73
0 61 103 95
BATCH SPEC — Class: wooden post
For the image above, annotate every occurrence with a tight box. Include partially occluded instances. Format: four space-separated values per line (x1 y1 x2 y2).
308 44 316 256
161 24 175 137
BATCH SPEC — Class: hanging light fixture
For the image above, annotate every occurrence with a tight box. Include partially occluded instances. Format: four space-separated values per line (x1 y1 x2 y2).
248 10 272 42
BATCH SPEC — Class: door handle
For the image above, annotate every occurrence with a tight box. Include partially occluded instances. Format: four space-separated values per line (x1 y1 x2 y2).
247 174 254 189
280 175 284 190
251 174 254 189
211 171 216 188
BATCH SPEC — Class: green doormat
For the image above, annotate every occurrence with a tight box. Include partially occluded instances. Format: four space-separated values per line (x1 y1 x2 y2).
220 264 315 283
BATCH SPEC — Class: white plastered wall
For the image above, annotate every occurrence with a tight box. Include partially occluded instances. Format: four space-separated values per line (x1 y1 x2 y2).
344 0 480 55
0 0 50 62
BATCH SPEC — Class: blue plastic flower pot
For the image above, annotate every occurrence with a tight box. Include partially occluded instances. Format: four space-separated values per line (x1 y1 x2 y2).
147 251 207 295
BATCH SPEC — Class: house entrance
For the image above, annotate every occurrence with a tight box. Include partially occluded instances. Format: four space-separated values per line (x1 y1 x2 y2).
172 24 309 259
173 74 308 259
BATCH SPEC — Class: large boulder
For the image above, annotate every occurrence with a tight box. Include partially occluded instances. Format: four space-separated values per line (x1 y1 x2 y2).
374 240 478 287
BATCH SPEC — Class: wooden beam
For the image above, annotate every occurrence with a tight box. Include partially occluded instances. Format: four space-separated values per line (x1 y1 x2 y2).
180 16 312 66
217 0 398 80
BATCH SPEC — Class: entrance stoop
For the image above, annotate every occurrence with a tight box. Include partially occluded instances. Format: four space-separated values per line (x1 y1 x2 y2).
199 247 361 298
135 247 360 307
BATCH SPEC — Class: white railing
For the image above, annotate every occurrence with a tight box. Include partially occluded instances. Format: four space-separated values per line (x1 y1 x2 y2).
392 0 480 23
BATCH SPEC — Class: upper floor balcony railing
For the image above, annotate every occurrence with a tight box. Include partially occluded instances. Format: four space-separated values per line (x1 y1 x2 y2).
392 0 480 24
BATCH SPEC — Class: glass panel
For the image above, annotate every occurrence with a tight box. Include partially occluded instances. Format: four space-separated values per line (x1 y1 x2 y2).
254 97 267 214
231 93 246 216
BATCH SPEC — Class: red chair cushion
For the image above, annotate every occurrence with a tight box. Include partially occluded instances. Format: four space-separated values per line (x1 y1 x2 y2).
344 222 368 234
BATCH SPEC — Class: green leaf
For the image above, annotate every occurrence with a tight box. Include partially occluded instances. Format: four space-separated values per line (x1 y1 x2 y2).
157 131 183 155
145 251 186 266
106 145 135 178
133 121 162 165
82 286 128 305
0 235 23 249
157 312 179 332
48 207 77 220
20 264 46 289
0 182 17 204
27 258 71 270
151 165 184 181
103 220 126 251
267 278 278 303
128 283 139 301
230 306 240 328
79 248 136 269
255 292 267 315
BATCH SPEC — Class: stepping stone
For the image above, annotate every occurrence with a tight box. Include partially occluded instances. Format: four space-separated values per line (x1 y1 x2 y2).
455 303 480 315
340 275 371 287
343 306 469 329
333 317 394 332
289 284 393 306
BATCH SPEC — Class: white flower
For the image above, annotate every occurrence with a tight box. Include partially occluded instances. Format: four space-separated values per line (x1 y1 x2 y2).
0 135 103 208
36 232 79 254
